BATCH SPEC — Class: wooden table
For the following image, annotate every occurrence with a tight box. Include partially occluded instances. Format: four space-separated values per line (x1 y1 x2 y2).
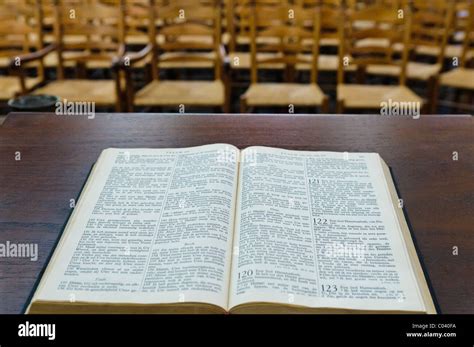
0 113 472 314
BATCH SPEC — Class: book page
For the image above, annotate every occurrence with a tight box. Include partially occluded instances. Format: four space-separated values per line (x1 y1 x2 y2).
33 144 239 310
229 147 426 312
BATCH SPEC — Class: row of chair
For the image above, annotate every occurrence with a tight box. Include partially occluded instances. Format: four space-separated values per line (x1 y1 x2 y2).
1 0 473 114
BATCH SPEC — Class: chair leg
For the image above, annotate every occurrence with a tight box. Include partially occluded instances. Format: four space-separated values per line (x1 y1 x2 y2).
223 70 231 114
240 96 247 113
222 104 230 113
146 64 153 84
460 90 471 113
223 89 230 113
469 91 474 113
356 66 366 84
321 96 329 114
114 80 122 112
125 87 134 112
421 102 429 115
127 96 134 112
336 100 344 114
76 62 87 79
429 76 439 114
454 88 462 113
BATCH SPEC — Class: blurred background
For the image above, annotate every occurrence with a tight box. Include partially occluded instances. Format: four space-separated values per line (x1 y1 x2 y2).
0 0 473 123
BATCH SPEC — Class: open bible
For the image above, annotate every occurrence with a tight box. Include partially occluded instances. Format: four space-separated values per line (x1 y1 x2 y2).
28 144 436 314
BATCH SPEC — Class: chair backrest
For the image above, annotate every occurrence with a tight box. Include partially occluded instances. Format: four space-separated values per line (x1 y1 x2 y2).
460 0 474 66
0 0 43 57
319 0 344 40
351 0 381 10
227 0 285 53
296 0 343 50
123 0 151 44
338 2 411 85
454 0 471 37
248 2 323 84
38 0 57 30
444 0 471 50
0 0 46 81
300 0 349 10
148 0 222 80
53 0 126 78
411 0 455 64
354 0 405 8
375 0 405 7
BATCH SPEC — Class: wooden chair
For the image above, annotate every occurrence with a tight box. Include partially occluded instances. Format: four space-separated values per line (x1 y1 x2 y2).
447 0 474 60
296 0 357 73
337 3 424 113
123 0 221 71
226 0 288 71
226 0 289 112
122 0 152 45
35 0 133 70
349 0 407 46
15 0 126 110
366 0 455 113
120 0 227 112
156 0 221 71
36 0 95 68
0 0 47 101
240 3 329 113
39 0 152 70
439 0 474 109
415 0 474 62
349 0 400 31
299 0 342 48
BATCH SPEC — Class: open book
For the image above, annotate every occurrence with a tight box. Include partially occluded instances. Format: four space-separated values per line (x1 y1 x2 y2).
28 144 436 314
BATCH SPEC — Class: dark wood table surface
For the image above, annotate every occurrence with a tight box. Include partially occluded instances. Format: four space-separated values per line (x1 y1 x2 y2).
0 113 472 314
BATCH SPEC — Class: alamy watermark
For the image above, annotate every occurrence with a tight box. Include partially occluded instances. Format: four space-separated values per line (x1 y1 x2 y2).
55 98 95 119
0 241 38 261
380 99 420 119
321 242 368 260
18 321 55 341
217 146 258 165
